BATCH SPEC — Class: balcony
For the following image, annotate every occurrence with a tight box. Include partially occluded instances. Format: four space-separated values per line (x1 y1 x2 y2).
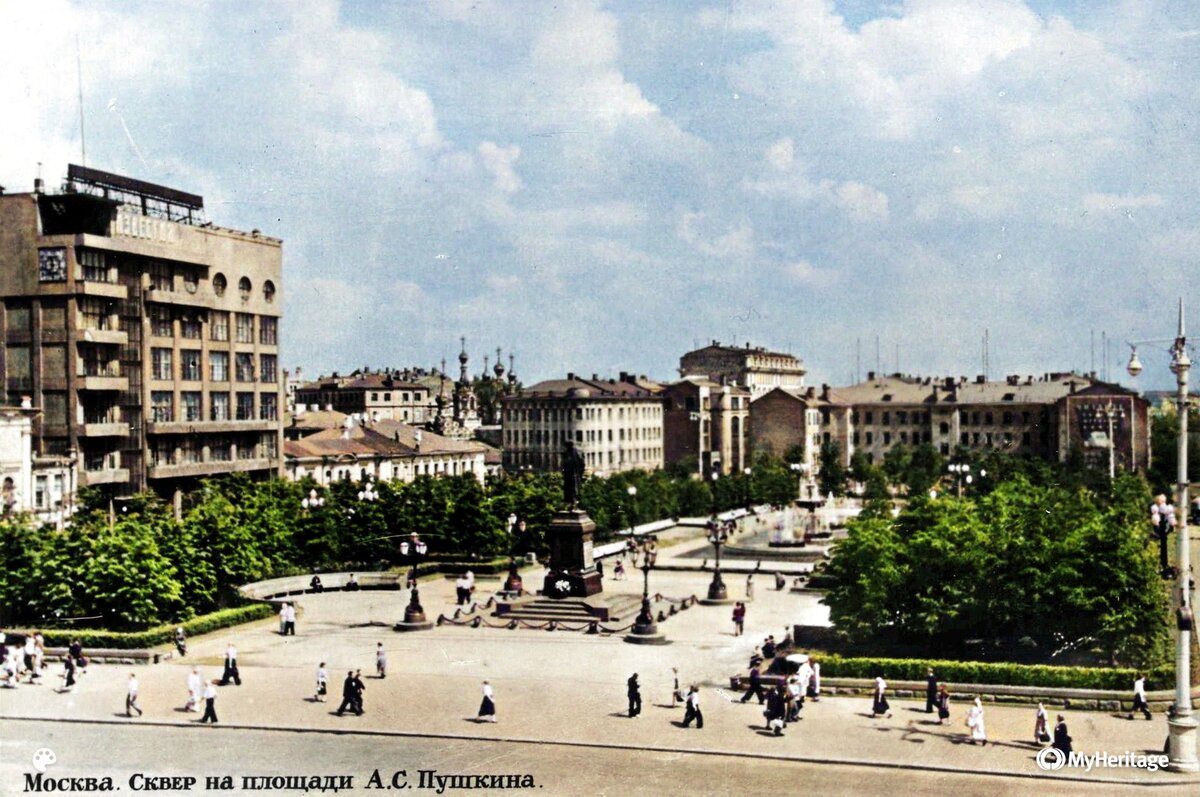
77 281 128 300
77 327 128 346
81 421 130 437
147 457 276 480
147 419 278 435
78 468 130 486
78 374 128 391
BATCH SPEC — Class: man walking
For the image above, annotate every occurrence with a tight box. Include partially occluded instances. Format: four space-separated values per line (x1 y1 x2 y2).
199 680 218 724
925 668 938 714
682 685 703 729
335 671 361 716
284 602 297 636
740 664 765 704
1130 674 1152 720
627 673 642 718
125 673 143 717
376 643 387 678
219 642 240 686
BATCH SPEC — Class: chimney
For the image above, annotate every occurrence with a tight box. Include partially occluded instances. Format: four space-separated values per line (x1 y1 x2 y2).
976 375 986 384
805 386 816 399
592 373 599 381
567 372 575 381
820 383 830 401
943 376 955 390
867 371 875 381
33 177 44 194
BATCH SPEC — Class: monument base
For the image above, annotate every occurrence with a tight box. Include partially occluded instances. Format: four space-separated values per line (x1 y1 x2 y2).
393 620 434 632
542 568 603 599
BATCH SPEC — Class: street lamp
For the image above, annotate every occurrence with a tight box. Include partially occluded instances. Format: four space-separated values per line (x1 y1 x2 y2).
706 516 729 601
632 535 658 633
947 462 971 498
504 514 525 594
301 488 325 510
1126 298 1198 772
626 485 638 536
397 532 430 629
357 479 378 502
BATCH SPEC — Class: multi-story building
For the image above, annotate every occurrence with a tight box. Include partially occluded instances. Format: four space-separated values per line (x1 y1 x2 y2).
661 377 750 476
679 340 806 400
0 164 284 501
750 371 1150 478
501 373 664 475
284 417 489 485
293 369 430 425
0 399 75 524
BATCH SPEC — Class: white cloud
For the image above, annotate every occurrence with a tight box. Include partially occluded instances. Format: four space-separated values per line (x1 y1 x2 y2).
1082 193 1166 213
477 141 522 194
677 212 756 259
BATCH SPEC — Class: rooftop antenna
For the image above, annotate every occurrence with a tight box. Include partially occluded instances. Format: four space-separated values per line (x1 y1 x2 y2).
76 35 86 166
1091 329 1095 376
875 335 880 378
856 337 861 383
895 342 899 376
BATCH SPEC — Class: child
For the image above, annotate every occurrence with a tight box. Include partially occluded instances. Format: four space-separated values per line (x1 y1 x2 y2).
315 662 328 702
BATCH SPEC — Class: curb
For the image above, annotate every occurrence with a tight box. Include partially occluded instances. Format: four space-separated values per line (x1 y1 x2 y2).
2 713 1195 788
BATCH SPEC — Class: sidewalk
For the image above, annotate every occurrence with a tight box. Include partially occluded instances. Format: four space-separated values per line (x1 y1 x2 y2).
1 566 1194 788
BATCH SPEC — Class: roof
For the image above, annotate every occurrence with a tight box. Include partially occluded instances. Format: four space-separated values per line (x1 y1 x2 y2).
286 409 349 431
284 419 487 460
827 372 1138 406
514 375 658 400
682 342 803 362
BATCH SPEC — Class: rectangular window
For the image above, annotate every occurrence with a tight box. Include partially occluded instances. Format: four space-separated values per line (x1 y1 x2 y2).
866 431 874 444
209 436 231 461
181 391 202 422
148 261 173 291
236 392 254 420
149 305 172 337
235 313 254 343
260 393 278 421
865 411 874 424
179 437 201 464
210 311 229 342
35 475 47 508
43 392 67 426
238 434 257 459
80 298 114 331
371 392 378 402
259 316 277 345
151 439 175 466
151 348 173 380
78 250 111 282
235 353 255 382
259 432 278 459
41 303 66 330
260 354 277 384
210 392 230 421
180 315 202 340
210 351 229 382
180 350 201 381
6 305 29 332
151 391 174 422
42 345 67 378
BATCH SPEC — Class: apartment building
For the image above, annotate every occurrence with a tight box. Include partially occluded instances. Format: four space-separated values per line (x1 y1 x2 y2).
661 376 750 476
294 369 430 424
501 373 664 475
0 164 284 500
679 340 806 399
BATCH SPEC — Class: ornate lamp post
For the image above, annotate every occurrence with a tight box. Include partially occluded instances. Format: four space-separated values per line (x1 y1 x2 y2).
947 462 971 497
1127 300 1198 772
395 532 432 631
706 516 729 601
300 487 325 511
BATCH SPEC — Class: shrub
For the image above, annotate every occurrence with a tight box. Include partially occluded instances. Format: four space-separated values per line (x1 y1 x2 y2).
27 603 274 650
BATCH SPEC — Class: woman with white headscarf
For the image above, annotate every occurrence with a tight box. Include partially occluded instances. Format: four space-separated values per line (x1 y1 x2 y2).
966 697 987 745
1034 702 1049 744
871 676 891 718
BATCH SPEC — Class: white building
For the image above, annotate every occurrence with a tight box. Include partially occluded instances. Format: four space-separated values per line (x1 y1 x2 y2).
0 401 76 525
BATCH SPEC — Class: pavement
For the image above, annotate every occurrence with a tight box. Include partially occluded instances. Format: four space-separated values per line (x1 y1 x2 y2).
1 521 1197 795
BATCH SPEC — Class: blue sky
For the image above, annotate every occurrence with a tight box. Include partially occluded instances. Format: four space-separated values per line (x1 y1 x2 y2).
3 1 1197 389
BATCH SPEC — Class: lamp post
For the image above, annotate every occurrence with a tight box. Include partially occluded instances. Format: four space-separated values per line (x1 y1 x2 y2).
1127 299 1198 772
706 515 729 601
947 462 971 498
742 467 753 510
504 515 524 594
301 487 325 511
633 536 658 631
395 532 432 631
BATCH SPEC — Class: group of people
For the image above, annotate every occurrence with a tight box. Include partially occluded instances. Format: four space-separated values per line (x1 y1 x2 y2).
278 603 297 636
0 631 46 687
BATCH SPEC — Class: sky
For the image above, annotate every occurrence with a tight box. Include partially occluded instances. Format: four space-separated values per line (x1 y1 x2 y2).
2 0 1198 390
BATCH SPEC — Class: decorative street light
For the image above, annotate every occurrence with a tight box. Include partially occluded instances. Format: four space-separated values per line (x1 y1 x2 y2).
397 532 430 628
357 479 379 502
789 461 812 501
706 515 729 601
504 514 525 594
632 535 658 634
1126 299 1197 772
301 487 325 510
947 462 971 498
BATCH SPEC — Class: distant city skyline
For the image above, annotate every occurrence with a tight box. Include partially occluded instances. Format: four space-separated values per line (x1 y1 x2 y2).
4 1 1196 391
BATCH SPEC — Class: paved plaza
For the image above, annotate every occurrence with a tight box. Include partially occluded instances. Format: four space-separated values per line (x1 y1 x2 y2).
1 536 1196 795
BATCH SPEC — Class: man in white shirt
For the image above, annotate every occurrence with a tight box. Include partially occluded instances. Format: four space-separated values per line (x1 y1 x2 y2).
200 680 218 723
1130 674 1152 720
283 603 297 636
682 685 703 729
186 668 203 712
220 643 240 686
126 673 143 717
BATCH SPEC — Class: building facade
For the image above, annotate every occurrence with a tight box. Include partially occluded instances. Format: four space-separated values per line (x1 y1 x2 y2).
0 164 284 500
501 373 664 475
294 370 430 424
0 401 75 524
661 377 750 475
679 341 806 399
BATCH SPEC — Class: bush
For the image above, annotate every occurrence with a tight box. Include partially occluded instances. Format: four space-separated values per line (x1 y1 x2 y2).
27 604 274 650
814 654 1173 691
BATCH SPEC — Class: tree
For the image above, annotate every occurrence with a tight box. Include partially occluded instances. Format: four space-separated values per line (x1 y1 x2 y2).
882 444 912 491
818 441 847 497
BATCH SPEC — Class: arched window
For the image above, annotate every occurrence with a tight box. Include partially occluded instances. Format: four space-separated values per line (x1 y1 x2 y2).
238 277 252 301
213 273 227 296
263 280 276 303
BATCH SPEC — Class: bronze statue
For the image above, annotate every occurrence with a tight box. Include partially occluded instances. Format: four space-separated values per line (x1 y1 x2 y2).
562 441 586 509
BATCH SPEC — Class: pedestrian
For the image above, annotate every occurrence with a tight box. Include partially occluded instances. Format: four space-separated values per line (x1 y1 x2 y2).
335 671 361 716
199 680 218 724
925 668 938 714
478 680 497 722
774 571 785 591
966 697 987 745
59 654 77 693
810 659 821 701
746 573 754 599
762 636 777 658
871 676 891 718
1053 714 1072 755
174 626 187 656
219 642 240 686
186 667 203 712
740 664 765 704
315 662 328 702
455 573 470 605
749 646 763 669
279 602 289 635
627 673 641 718
284 602 297 636
33 631 45 673
125 673 143 717
682 685 703 729
346 573 359 591
1150 494 1176 575
596 558 604 580
786 676 803 722
732 602 746 637
68 639 85 669
797 659 815 704
1131 673 1152 720
352 669 366 714
613 560 625 580
376 643 387 679
937 684 951 724
671 667 683 707
1034 702 1050 743
23 635 39 682
765 683 787 735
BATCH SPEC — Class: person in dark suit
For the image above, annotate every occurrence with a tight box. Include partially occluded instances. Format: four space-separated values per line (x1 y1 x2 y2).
351 670 366 714
740 665 765 704
925 668 938 713
1053 715 1072 755
765 684 788 735
627 673 641 718
681 685 703 729
335 671 362 716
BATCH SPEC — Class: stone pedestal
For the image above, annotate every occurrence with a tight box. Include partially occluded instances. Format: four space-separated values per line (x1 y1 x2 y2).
542 510 603 599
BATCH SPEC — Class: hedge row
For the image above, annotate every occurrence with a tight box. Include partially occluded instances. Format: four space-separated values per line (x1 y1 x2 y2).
815 654 1174 692
23 604 275 650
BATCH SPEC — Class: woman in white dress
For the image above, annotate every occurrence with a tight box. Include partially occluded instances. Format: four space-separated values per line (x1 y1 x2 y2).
186 667 203 712
966 697 988 745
